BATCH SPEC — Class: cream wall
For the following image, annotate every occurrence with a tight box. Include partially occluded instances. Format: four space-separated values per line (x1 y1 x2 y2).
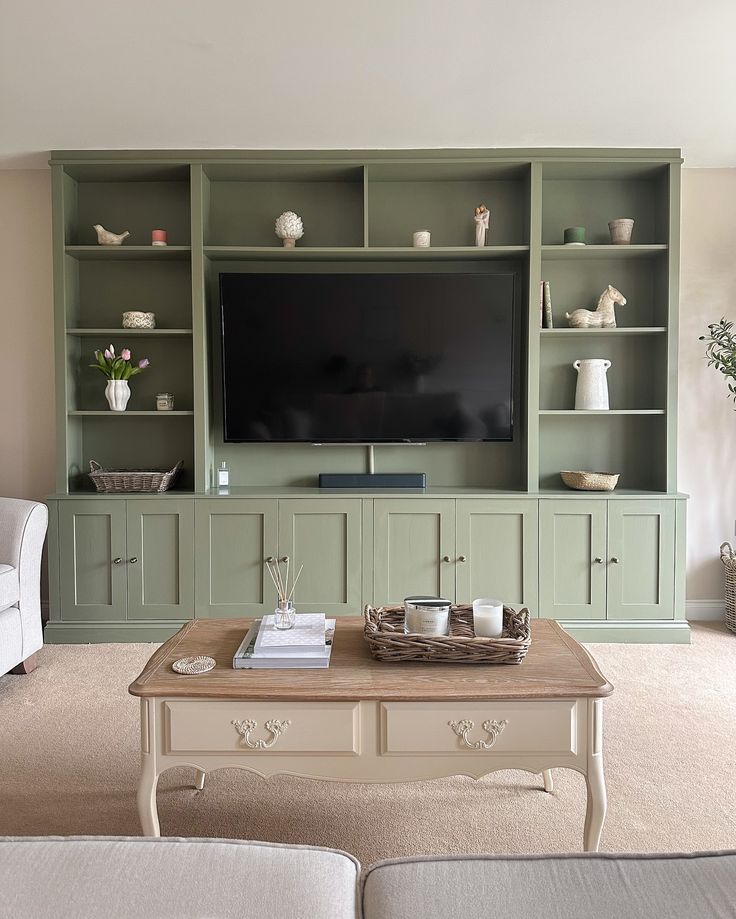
0 166 733 606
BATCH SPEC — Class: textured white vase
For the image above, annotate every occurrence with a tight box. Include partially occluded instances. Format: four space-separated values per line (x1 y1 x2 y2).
105 379 131 412
573 359 611 410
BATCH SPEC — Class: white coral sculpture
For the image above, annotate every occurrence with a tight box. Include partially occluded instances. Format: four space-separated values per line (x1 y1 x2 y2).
274 211 304 247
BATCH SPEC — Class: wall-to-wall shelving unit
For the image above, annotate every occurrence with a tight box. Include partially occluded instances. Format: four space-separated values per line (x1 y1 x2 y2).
46 148 687 645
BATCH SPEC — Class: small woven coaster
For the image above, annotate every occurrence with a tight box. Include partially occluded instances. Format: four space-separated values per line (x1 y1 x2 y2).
172 655 216 675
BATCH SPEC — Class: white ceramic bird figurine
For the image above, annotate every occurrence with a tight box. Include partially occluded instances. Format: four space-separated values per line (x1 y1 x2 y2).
93 224 130 246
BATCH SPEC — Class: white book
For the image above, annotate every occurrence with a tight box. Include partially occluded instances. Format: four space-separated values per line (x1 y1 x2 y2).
254 613 327 656
233 620 336 669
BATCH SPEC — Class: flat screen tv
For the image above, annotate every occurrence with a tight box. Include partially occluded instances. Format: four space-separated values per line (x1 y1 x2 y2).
220 272 515 443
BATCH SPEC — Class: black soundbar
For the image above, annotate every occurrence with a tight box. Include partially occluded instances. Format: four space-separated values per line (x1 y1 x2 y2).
319 473 427 489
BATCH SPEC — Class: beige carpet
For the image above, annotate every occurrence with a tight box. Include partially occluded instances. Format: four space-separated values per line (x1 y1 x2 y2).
1 623 735 862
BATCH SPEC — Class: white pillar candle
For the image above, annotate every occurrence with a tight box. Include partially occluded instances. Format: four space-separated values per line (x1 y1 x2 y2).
472 598 504 638
413 230 431 248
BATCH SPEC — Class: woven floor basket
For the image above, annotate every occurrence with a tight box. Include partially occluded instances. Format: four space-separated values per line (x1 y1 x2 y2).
720 543 736 633
89 459 183 494
364 604 531 664
560 470 620 491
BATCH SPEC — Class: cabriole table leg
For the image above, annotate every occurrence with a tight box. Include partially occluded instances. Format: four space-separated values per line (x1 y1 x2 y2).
137 698 161 837
583 698 607 852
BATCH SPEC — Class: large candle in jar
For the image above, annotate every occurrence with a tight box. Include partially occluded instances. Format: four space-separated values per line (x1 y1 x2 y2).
472 598 504 638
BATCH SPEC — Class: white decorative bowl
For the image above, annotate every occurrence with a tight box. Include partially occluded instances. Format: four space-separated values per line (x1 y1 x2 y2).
122 311 156 329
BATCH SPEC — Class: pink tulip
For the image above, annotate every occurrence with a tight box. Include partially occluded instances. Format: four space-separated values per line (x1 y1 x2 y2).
138 358 150 369
121 348 131 361
104 349 113 360
108 344 115 357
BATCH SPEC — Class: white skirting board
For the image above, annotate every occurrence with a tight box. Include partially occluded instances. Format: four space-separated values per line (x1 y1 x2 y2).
686 600 725 621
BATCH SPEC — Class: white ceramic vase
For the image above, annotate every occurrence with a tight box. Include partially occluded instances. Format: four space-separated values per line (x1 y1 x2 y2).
105 379 131 412
573 359 611 410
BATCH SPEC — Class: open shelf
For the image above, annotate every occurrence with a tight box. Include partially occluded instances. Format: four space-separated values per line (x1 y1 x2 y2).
539 409 665 416
67 328 193 337
540 327 666 337
203 245 529 262
541 245 667 260
69 410 194 417
65 246 191 260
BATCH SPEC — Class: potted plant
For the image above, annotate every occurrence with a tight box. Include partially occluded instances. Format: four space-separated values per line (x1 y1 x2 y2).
701 319 736 402
89 345 150 412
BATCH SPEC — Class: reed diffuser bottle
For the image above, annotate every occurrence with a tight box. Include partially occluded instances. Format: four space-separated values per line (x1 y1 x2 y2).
265 557 304 630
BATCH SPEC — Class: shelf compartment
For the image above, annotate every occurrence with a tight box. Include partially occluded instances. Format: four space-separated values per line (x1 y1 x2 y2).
538 413 667 492
539 255 668 328
538 334 667 412
66 412 195 492
64 246 191 260
541 245 667 260
203 245 529 262
541 164 670 246
367 163 529 248
69 411 194 417
67 328 193 337
65 258 192 329
540 327 666 337
204 164 364 248
539 409 665 416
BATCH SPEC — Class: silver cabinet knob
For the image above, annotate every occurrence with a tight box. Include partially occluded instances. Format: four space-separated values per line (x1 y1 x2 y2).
129 557 138 564
458 555 467 563
441 555 451 563
112 557 122 565
265 556 276 564
593 557 604 564
610 557 620 564
279 556 289 564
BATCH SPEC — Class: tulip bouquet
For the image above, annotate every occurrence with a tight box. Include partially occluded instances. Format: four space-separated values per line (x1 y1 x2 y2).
89 345 150 379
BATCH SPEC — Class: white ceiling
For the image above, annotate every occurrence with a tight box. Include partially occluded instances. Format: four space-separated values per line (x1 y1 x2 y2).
2 0 735 168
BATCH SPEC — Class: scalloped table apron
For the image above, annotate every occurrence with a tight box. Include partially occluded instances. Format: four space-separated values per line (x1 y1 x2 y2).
129 617 613 851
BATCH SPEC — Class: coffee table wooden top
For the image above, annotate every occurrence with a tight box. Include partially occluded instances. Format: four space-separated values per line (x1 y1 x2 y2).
129 618 612 702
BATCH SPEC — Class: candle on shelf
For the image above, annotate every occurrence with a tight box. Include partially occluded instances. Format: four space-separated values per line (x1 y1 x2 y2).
151 229 168 246
472 598 504 638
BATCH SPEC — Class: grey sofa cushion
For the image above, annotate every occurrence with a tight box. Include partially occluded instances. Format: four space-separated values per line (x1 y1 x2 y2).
361 852 736 919
0 564 19 613
0 836 360 919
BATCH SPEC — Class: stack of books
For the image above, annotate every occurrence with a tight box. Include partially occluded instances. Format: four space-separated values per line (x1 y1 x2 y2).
233 613 335 669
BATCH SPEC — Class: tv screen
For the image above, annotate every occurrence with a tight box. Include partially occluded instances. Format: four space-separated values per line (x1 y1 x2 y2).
220 272 515 443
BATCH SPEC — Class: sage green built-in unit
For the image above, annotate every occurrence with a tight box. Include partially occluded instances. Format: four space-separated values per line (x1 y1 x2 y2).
46 147 687 644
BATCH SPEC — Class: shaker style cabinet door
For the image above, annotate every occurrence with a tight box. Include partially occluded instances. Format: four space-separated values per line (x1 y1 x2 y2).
58 500 128 622
455 500 539 616
539 500 607 620
278 499 362 616
606 500 675 620
126 500 194 620
373 500 456 606
195 500 278 618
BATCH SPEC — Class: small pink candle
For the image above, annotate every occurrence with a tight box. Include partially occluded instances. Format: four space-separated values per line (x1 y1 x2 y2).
151 229 168 246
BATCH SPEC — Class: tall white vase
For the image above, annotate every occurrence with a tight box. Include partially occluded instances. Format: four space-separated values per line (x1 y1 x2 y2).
573 359 611 410
105 379 131 412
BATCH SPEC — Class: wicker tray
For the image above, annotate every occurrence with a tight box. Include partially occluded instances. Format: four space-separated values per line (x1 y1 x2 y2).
364 604 531 664
89 459 183 494
720 543 736 633
560 470 620 491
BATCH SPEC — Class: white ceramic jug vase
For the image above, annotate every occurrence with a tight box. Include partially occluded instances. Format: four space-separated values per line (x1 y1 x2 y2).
573 359 611 410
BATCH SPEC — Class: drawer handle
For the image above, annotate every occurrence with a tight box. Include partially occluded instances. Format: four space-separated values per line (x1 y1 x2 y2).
449 718 508 751
232 718 291 750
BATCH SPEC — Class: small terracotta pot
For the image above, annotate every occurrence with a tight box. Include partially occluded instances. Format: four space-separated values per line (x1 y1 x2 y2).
608 218 634 245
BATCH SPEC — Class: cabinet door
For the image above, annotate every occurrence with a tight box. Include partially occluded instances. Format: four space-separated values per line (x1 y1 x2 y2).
195 500 278 618
373 500 456 606
59 500 127 621
278 499 362 616
539 500 607 620
456 500 538 616
126 500 194 620
607 500 675 620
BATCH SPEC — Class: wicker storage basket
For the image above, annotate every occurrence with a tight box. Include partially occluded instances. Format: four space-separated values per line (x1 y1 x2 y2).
364 604 531 664
719 543 736 633
560 470 620 492
88 459 183 494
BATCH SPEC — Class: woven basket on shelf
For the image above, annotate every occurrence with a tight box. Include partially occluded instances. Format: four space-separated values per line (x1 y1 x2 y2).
719 543 736 633
88 460 183 494
560 470 620 492
363 604 531 664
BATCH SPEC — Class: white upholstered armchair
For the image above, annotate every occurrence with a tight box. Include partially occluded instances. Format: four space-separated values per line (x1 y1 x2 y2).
0 497 48 675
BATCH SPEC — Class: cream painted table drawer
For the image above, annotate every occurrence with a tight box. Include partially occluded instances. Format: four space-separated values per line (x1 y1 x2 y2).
165 700 360 754
382 700 578 755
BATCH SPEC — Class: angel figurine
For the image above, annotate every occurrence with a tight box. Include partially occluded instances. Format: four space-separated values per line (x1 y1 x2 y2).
474 205 490 247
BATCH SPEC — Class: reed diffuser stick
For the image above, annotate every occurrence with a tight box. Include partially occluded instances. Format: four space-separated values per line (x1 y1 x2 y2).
287 563 304 602
265 560 282 598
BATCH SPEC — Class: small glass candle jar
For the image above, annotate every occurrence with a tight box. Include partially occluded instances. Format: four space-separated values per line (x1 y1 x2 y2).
274 599 296 630
472 598 504 638
156 392 174 411
404 596 451 635
412 230 431 248
151 229 168 246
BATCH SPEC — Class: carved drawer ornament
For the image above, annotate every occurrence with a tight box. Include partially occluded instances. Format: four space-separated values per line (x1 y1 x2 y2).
232 718 291 750
448 718 508 750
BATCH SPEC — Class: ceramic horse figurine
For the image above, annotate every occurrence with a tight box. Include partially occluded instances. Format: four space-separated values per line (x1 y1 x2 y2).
566 285 627 329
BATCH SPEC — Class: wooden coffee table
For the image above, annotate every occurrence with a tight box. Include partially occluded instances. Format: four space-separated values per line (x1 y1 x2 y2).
129 618 613 850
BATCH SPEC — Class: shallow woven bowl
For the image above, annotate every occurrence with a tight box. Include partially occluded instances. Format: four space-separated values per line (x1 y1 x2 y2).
561 470 620 492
